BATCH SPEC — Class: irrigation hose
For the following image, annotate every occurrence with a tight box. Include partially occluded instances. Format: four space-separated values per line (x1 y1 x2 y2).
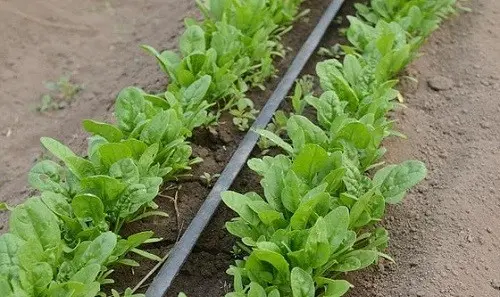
146 1 346 296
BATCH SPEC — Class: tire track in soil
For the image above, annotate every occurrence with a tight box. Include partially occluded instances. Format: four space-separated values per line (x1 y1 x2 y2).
347 0 500 296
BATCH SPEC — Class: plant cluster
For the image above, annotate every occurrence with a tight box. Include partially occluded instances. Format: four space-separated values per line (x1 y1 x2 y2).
222 1 457 296
0 1 307 296
144 0 307 130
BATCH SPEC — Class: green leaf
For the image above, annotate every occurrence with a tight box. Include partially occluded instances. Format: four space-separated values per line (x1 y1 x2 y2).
291 267 315 297
342 54 362 86
140 110 172 144
40 137 76 161
183 75 212 105
0 202 11 211
121 139 149 161
72 194 105 224
130 248 162 262
180 25 206 56
10 197 60 252
74 231 117 268
40 191 72 217
115 87 147 133
141 45 180 77
287 115 328 151
252 249 290 282
28 160 66 194
109 158 140 184
315 277 352 297
316 60 359 111
81 175 127 203
248 282 267 297
82 120 123 143
336 122 371 149
0 233 23 272
334 250 378 272
98 143 133 168
222 191 260 226
118 259 141 267
225 219 257 240
292 144 329 182
28 262 53 293
138 143 159 175
323 206 349 251
349 190 385 229
305 217 331 268
373 160 427 203
290 192 329 230
129 211 169 222
281 171 308 213
321 168 345 193
255 129 294 155
247 200 284 227
41 137 95 179
70 263 101 284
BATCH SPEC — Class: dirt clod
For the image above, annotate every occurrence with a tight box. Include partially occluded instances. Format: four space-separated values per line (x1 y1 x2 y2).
427 75 454 91
491 280 500 291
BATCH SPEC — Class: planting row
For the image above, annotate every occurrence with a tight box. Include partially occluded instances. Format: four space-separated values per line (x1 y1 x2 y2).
219 0 457 296
0 1 309 296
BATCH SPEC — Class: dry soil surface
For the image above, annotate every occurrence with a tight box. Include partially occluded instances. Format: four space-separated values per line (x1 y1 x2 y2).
0 0 197 228
348 0 500 296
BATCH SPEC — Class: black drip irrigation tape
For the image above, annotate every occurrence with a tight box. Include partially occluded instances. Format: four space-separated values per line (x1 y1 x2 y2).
146 1 345 296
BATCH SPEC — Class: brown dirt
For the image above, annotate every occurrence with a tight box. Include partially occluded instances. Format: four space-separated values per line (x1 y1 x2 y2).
0 0 198 227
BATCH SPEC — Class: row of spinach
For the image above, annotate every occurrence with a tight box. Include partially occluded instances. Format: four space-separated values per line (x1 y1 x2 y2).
221 1 457 296
0 1 308 296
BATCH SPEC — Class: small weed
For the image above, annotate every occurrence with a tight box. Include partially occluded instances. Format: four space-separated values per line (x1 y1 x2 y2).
36 75 83 112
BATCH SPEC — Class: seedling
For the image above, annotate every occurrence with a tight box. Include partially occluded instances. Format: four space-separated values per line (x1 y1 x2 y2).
200 172 221 187
230 98 259 131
